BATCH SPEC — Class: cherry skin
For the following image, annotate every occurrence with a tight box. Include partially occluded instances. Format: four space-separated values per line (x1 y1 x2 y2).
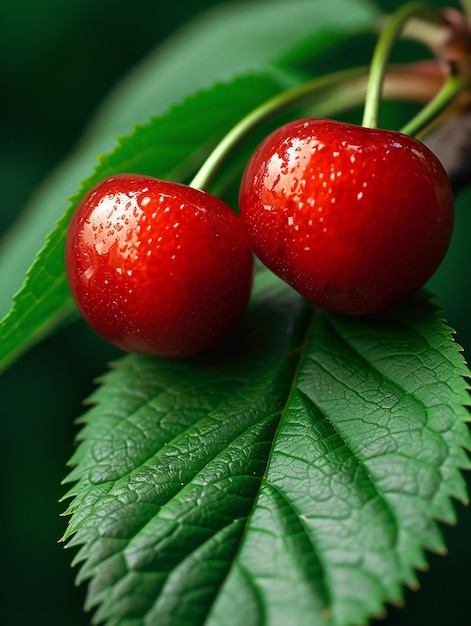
65 174 253 357
239 118 454 315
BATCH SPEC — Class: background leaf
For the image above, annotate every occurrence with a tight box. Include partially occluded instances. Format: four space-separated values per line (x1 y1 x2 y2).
0 71 291 373
62 271 471 626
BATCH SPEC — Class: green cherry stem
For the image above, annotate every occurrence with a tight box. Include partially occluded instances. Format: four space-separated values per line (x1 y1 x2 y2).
361 2 442 129
400 72 466 136
189 66 368 191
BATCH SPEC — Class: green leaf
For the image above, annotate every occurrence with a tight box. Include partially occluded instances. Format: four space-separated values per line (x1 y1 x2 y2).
0 72 290 374
0 0 380 320
62 271 471 626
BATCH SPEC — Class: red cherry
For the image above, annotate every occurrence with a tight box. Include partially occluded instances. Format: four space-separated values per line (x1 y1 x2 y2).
65 174 253 357
239 118 454 315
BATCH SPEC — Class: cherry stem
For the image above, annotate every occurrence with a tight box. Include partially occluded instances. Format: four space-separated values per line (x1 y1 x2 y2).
361 2 442 129
189 66 368 191
400 73 466 136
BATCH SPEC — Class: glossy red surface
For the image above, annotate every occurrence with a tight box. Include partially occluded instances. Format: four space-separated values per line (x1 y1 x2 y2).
65 174 253 356
239 118 454 314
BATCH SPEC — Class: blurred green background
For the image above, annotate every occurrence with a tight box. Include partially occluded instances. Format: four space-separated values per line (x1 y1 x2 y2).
1 1 469 625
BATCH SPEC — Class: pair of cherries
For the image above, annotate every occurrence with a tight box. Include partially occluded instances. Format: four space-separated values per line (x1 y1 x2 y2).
65 118 454 357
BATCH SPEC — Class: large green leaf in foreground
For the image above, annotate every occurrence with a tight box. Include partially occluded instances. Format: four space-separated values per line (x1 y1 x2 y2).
62 270 471 626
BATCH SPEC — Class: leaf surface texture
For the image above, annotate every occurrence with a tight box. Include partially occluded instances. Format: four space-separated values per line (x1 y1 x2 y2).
62 272 471 626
